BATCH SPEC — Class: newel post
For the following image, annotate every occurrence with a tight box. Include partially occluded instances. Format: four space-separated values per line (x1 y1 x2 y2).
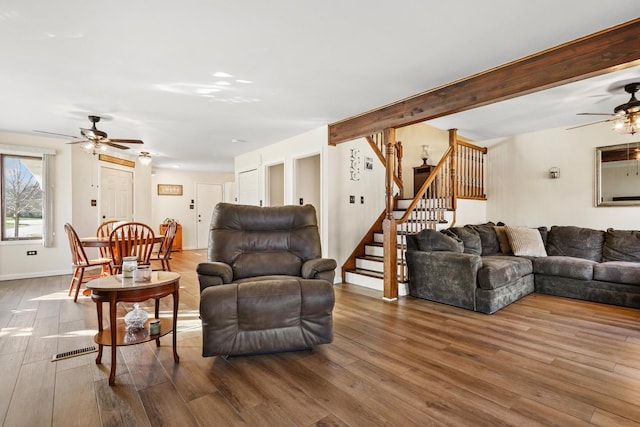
449 129 458 212
382 128 398 301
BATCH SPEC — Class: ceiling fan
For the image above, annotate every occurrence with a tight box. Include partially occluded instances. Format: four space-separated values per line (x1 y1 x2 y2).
568 82 640 135
36 115 143 153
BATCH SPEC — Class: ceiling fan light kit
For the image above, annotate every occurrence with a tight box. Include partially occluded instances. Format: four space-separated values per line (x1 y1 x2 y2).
138 151 152 165
572 82 640 135
41 115 146 155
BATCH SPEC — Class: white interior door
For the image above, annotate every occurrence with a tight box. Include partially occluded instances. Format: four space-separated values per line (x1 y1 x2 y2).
196 183 223 249
100 167 133 222
238 169 259 206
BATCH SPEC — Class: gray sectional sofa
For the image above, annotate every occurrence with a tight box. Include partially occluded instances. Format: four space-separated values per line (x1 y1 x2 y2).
405 223 640 313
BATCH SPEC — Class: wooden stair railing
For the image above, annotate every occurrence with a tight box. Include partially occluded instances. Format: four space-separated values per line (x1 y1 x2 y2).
367 132 404 197
456 139 487 199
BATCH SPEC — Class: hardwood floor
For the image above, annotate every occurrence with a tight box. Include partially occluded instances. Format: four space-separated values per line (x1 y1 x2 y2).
2 250 640 426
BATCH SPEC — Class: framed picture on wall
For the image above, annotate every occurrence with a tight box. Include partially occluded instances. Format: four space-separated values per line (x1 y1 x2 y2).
157 184 183 196
365 156 373 170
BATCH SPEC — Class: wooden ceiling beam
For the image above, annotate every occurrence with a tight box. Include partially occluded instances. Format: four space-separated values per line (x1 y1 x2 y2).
328 18 640 145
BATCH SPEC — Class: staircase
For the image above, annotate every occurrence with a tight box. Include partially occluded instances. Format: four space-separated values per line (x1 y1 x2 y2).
341 128 487 298
344 198 453 295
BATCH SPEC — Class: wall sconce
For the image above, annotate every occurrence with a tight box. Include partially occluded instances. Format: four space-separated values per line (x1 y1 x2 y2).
549 167 560 179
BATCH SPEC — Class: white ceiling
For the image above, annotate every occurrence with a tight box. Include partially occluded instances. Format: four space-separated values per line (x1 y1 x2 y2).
1 1 639 172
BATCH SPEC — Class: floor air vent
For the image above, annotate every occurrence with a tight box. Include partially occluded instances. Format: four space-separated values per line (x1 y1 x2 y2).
51 346 97 362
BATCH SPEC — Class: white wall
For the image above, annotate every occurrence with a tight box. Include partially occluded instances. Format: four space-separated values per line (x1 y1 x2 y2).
396 123 450 196
0 132 72 280
327 137 388 272
150 168 234 250
483 121 640 229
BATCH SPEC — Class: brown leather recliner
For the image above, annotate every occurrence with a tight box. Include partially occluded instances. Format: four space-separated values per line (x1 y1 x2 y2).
197 203 336 357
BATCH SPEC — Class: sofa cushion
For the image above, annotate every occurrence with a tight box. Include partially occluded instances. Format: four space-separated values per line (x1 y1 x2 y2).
406 229 464 252
445 227 482 255
532 256 597 280
546 226 604 262
467 222 500 255
602 229 640 263
477 256 533 290
593 261 640 285
505 226 547 257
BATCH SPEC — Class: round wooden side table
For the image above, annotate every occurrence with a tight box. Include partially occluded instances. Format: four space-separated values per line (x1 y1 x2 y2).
86 271 180 385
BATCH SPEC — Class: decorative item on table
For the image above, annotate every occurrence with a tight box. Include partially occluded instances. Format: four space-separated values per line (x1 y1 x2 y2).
124 303 148 329
122 256 138 278
420 145 430 165
134 266 151 282
149 319 161 335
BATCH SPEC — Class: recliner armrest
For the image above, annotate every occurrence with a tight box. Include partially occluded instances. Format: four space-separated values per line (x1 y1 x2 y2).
196 261 233 292
301 258 337 282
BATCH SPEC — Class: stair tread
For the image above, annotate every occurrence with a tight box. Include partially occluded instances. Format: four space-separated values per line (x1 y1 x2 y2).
345 268 408 282
356 255 406 266
367 242 406 248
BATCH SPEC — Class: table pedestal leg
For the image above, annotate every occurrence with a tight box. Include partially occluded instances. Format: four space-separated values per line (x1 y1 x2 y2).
95 301 103 364
173 288 180 363
155 298 160 347
109 294 117 386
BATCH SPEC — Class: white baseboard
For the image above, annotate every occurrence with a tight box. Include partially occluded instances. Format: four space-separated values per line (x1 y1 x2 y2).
0 269 69 281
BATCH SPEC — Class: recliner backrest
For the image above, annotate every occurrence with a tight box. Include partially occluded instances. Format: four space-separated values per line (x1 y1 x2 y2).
208 203 322 280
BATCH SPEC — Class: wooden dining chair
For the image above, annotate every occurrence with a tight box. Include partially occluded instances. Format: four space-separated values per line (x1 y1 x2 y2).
109 222 156 273
96 220 118 257
64 223 112 302
151 221 177 271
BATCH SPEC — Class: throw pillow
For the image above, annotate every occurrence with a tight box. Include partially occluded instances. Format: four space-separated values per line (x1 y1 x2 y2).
505 226 547 257
467 222 500 255
494 226 512 254
444 227 482 255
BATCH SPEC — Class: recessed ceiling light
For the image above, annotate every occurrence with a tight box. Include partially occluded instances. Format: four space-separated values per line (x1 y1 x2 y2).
213 72 233 78
236 79 253 84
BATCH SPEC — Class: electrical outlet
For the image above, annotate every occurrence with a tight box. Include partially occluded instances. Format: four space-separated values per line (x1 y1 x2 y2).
349 195 355 204
360 196 364 204
299 198 304 205
27 250 37 256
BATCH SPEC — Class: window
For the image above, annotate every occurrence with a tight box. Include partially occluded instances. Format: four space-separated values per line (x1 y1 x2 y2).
1 154 44 241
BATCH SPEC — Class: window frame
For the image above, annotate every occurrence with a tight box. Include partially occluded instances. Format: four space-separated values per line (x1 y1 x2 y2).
1 153 45 241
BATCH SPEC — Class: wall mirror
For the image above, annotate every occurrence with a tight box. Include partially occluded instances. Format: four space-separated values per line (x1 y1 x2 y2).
596 142 640 206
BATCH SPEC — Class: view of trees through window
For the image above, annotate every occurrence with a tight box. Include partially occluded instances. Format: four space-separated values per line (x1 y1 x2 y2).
1 154 43 240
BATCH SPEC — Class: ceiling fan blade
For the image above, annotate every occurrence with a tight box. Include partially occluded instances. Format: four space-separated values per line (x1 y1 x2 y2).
576 112 616 116
33 130 81 139
566 117 614 130
66 139 91 145
104 141 131 150
109 138 144 144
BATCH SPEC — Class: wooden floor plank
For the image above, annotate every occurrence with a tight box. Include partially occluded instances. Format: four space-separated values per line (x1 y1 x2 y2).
52 364 101 427
3 359 56 427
